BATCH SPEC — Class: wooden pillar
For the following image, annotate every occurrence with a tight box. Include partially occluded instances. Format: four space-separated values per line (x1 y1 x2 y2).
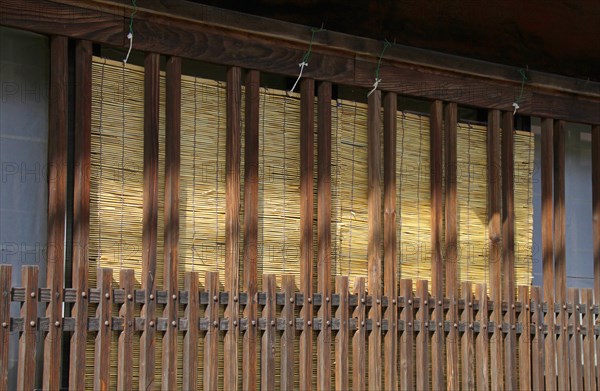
161 55 181 391
299 78 315 390
69 39 92 391
501 111 516 390
541 118 556 391
139 52 160 391
553 119 568 390
444 101 459 390
224 65 242 391
317 81 332 391
430 100 445 391
383 91 397 391
43 35 68 391
487 109 503 391
243 69 260 391
593 124 600 389
367 89 382 391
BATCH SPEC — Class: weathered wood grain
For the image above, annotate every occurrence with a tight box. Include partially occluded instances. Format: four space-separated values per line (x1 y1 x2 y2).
94 268 112 391
475 284 489 391
399 279 414 391
182 272 199 391
0 265 11 391
445 101 459 391
204 272 219 391
416 280 430 391
299 78 315 391
461 281 475 391
139 52 160 391
541 118 557 391
568 288 583 391
117 269 134 391
353 277 367 391
487 109 504 391
243 69 260 391
161 55 181 391
530 286 544 391
517 286 531 391
582 289 596 391
335 276 349 391
43 35 68 391
16 266 38 391
69 39 92 391
430 100 445 391
317 81 332 391
281 275 295 391
224 65 241 391
261 274 276 390
383 91 398 391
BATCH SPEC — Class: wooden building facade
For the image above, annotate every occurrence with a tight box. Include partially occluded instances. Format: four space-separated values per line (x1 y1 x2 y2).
0 0 600 390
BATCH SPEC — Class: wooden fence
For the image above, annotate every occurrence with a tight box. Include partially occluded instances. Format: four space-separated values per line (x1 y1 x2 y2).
2 1 600 391
0 263 599 390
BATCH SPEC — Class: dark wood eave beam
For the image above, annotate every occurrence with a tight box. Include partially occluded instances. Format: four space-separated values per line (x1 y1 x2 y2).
2 0 599 124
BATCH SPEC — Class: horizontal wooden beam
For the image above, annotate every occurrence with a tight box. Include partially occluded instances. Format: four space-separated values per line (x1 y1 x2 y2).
1 0 599 125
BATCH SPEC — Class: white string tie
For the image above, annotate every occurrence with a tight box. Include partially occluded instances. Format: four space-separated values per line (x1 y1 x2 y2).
512 102 520 115
289 61 308 94
123 32 133 64
367 77 381 97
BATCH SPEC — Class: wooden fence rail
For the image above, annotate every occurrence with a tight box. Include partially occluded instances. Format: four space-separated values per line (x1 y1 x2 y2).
1 263 599 390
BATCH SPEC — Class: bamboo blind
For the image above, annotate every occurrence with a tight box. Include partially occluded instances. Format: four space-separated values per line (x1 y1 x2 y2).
88 57 534 389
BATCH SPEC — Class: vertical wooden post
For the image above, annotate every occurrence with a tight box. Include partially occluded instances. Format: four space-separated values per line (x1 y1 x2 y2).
461 281 475 391
204 272 219 391
117 269 134 391
445 101 459 391
182 272 199 391
383 91 398 391
475 283 489 391
553 119 568 391
317 81 332 391
281 275 296 391
568 288 583 391
353 277 367 391
17 266 38 391
0 265 11 391
487 109 504 391
541 118 556 391
501 111 517 391
368 89 383 391
430 100 445 391
94 268 112 391
162 55 181 391
69 39 92 391
335 276 349 391
415 280 430 391
593 124 600 388
225 65 242 391
43 35 68 391
243 69 260 391
582 289 596 391
530 286 545 391
399 279 414 391
517 286 531 391
299 78 315 391
261 274 276 391
139 52 160 391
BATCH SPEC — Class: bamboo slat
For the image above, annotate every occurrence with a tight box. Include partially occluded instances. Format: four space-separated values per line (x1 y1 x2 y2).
461 281 475 391
399 279 414 390
416 280 430 391
335 276 349 391
475 283 489 391
353 277 367 391
0 265 11 391
583 289 596 391
568 288 583 390
517 286 531 391
16 266 38 391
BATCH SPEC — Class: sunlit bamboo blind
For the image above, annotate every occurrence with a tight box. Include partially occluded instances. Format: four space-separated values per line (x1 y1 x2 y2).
89 57 166 390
